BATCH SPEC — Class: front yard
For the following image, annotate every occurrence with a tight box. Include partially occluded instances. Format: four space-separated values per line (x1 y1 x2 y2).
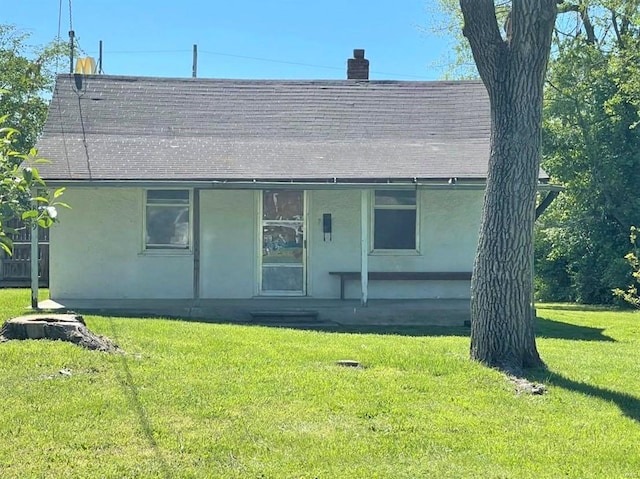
1 289 639 478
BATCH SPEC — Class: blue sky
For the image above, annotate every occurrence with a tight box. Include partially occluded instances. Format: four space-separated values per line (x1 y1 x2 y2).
6 0 457 80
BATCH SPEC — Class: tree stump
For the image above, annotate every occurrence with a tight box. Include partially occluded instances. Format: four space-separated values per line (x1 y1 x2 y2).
0 314 119 352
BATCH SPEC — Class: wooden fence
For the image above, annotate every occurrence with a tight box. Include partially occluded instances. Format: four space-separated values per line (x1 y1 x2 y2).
0 221 49 287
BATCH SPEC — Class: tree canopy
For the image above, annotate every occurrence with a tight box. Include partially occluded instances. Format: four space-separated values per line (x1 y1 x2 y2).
0 25 69 253
435 1 640 305
536 1 640 303
0 25 66 153
0 116 67 255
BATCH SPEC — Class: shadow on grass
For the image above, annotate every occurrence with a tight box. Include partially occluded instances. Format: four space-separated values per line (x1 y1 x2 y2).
78 306 639 424
83 309 473 337
247 322 474 337
535 317 615 342
528 369 640 423
536 303 621 312
107 319 172 478
75 308 615 342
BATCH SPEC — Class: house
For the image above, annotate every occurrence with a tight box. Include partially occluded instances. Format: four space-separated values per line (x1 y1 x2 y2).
34 50 540 323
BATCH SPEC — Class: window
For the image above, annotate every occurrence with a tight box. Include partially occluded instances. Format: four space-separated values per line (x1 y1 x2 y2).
145 190 190 249
373 190 417 250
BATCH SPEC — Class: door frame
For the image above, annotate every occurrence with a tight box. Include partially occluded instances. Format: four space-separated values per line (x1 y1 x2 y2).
257 189 308 296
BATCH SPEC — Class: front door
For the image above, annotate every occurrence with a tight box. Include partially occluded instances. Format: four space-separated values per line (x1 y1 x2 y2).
260 190 306 295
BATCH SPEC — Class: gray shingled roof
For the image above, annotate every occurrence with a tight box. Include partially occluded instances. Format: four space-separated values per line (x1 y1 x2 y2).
36 74 492 182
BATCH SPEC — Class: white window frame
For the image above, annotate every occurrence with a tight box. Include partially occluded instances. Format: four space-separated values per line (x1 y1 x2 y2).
142 189 193 254
370 189 420 255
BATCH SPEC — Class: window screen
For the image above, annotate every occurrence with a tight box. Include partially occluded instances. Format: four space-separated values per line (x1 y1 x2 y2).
145 190 190 249
373 190 417 250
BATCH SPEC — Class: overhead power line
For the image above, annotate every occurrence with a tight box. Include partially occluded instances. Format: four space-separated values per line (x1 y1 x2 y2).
83 47 432 80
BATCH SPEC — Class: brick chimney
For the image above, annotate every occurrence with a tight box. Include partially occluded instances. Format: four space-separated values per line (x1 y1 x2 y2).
347 49 369 80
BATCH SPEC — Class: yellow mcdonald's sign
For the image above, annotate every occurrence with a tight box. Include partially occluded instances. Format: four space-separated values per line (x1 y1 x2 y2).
75 57 97 74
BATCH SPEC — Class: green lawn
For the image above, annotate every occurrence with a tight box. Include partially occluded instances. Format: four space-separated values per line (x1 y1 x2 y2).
1 289 639 478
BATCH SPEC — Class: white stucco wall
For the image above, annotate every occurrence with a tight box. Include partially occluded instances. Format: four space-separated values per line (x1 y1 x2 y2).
50 187 194 300
307 189 483 299
50 186 482 301
306 189 362 297
199 190 256 298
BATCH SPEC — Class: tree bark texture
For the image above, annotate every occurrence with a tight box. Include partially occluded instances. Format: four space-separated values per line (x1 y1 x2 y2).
460 0 557 372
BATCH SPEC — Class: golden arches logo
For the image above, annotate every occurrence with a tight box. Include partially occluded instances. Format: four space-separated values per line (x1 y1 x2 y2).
75 57 97 74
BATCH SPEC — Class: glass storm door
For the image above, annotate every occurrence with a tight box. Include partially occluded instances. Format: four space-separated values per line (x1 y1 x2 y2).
260 190 306 295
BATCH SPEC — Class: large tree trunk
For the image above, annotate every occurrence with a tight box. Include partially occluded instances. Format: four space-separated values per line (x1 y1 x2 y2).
460 0 558 373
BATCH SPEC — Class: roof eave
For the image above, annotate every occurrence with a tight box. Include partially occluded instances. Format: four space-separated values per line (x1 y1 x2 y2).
43 177 492 190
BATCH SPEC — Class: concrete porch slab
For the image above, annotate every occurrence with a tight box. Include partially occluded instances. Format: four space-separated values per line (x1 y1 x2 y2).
38 297 471 328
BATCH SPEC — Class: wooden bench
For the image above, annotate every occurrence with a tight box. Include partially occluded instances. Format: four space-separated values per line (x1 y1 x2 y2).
328 271 472 300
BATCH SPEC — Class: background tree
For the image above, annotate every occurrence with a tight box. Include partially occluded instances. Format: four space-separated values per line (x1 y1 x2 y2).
536 2 640 304
459 0 558 373
0 116 66 254
435 2 640 305
613 226 640 308
0 25 69 252
0 25 67 153
426 0 478 78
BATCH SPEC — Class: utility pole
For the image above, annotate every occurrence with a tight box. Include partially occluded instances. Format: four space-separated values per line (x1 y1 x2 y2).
69 30 75 73
192 44 198 78
98 40 103 74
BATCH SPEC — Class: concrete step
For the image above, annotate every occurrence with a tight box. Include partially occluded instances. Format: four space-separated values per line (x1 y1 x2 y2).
249 309 319 323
